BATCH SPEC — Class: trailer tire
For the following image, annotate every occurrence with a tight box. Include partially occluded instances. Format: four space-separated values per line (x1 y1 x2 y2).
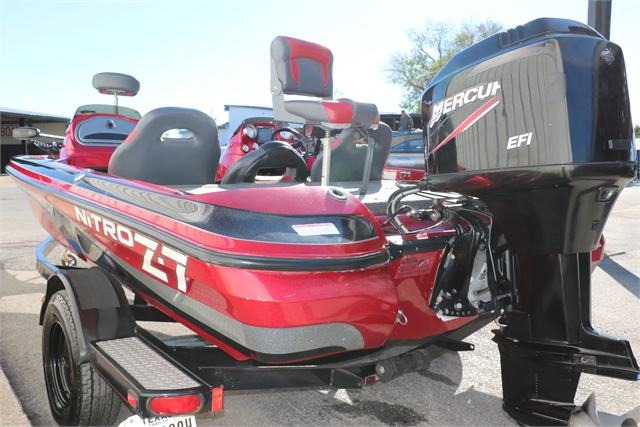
42 290 121 426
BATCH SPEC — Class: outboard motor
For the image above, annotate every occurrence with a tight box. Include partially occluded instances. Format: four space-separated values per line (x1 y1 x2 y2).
422 18 638 425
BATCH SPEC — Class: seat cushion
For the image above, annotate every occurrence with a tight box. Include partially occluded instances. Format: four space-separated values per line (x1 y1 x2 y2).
285 98 379 129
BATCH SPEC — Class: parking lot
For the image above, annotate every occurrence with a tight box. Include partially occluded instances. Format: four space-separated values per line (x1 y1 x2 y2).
1 174 638 426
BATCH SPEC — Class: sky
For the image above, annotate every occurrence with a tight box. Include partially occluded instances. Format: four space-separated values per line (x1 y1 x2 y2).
1 0 639 127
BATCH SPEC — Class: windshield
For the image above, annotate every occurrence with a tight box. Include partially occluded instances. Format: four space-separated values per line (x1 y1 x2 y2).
74 104 141 120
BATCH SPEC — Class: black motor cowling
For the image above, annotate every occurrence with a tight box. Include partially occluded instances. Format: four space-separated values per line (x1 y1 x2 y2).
422 18 635 255
421 18 639 426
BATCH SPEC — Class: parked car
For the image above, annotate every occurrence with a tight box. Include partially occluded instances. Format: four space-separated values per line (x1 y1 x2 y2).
381 131 426 180
386 131 425 170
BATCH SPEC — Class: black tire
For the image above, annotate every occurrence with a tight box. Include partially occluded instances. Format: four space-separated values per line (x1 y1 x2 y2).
42 290 121 426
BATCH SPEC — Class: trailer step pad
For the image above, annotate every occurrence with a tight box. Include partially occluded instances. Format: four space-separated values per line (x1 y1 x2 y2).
96 337 200 390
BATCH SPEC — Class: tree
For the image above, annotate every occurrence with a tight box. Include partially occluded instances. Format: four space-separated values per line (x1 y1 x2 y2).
635 124 639 138
383 18 504 112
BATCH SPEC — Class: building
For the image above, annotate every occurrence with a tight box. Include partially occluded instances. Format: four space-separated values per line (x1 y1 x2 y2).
1 107 70 172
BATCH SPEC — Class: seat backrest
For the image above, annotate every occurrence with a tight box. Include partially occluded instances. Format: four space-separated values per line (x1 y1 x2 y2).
271 36 336 125
92 72 140 97
108 107 220 186
310 123 392 183
270 36 334 98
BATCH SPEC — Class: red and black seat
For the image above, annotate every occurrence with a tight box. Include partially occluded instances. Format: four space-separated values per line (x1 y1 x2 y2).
270 36 380 130
270 36 391 184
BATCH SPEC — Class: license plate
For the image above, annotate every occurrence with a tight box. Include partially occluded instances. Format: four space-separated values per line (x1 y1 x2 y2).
119 414 197 427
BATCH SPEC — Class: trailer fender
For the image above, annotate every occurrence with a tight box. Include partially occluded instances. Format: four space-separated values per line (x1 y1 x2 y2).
39 267 136 365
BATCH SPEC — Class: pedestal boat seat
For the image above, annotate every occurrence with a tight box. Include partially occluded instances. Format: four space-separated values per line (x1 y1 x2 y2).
269 36 392 186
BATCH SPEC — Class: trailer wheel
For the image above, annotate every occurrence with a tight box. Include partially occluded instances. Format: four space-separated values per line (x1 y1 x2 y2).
42 290 121 426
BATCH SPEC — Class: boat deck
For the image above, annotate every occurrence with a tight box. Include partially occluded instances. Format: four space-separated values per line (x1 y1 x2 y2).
173 180 438 215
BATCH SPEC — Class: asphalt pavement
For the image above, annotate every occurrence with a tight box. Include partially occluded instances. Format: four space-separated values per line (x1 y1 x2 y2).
1 174 638 427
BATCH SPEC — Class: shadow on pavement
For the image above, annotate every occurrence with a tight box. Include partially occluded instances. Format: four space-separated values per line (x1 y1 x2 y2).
599 256 640 298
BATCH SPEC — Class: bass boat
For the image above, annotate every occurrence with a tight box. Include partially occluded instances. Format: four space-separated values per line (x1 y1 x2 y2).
7 17 639 427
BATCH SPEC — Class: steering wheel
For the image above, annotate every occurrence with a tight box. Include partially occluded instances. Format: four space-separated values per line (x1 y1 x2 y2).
220 141 308 184
271 127 309 162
